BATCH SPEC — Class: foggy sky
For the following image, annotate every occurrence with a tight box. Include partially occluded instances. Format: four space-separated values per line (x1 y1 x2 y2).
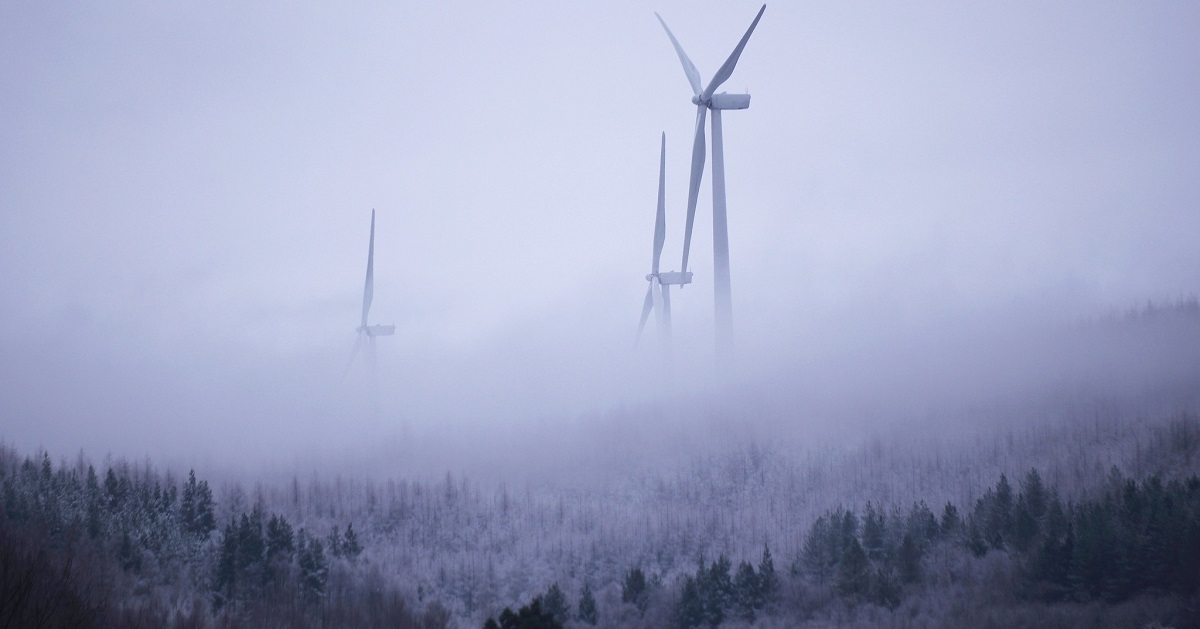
2 1 1199 471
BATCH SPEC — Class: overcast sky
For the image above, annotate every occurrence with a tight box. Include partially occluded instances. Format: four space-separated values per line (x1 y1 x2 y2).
2 1 1198 469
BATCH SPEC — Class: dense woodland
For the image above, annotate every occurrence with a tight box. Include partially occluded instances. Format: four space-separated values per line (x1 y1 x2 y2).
4 302 1200 628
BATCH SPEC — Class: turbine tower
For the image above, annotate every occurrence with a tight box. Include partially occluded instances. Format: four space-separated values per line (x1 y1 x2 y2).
637 132 693 360
655 4 765 366
346 208 395 377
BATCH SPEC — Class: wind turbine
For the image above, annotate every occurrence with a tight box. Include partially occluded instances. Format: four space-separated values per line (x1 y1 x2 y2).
637 132 693 355
655 4 765 365
346 208 395 377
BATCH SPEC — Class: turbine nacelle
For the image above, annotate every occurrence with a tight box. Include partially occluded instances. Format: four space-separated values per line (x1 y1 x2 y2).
646 271 693 286
692 93 752 110
358 324 396 337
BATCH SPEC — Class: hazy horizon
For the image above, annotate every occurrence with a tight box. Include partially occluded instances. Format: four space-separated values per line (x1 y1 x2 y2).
3 1 1199 477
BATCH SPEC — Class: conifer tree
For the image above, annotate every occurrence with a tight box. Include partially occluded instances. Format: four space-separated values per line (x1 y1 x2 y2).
757 545 778 603
265 513 295 561
298 532 329 604
214 521 239 609
184 473 216 539
342 522 363 559
576 582 598 626
484 597 562 629
1021 468 1047 522
1013 494 1039 552
85 465 102 539
542 582 569 625
897 531 922 584
180 470 197 534
992 474 1015 548
705 555 734 626
732 560 758 622
940 502 962 539
327 524 344 558
236 510 265 591
862 501 886 560
104 468 121 511
909 500 939 544
621 567 648 614
800 515 835 579
836 537 869 598
676 575 703 629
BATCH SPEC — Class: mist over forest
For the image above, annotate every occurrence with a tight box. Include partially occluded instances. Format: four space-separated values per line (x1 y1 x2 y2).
5 301 1200 628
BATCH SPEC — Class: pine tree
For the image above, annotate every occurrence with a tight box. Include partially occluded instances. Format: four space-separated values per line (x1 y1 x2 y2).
836 537 869 598
105 468 121 511
180 470 197 535
192 476 216 538
39 452 51 485
1013 494 1039 552
236 510 265 590
542 583 569 625
1071 501 1114 599
1014 469 1048 552
800 515 835 579
705 555 734 626
837 508 860 558
265 513 295 560
862 501 886 560
897 531 922 584
992 474 1015 548
622 567 648 614
757 545 778 604
909 500 939 544
1021 468 1047 522
576 582 598 626
85 465 102 539
327 524 344 558
485 597 563 629
732 560 759 622
298 533 329 604
264 513 294 586
342 522 363 559
213 520 239 609
940 502 962 539
676 575 703 629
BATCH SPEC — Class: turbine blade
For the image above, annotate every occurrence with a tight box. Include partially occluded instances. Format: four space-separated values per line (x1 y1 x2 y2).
652 132 666 275
342 333 364 379
361 209 375 328
681 105 707 276
703 4 766 99
654 12 703 97
651 275 665 335
635 283 655 346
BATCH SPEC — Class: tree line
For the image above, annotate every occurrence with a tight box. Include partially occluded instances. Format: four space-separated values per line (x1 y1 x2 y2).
0 448 448 628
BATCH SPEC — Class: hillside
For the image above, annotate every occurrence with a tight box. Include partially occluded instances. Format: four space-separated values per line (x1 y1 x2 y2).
3 302 1200 628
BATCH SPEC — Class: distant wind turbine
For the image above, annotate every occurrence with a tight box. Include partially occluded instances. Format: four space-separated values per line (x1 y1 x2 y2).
637 132 692 358
655 4 765 365
346 209 395 377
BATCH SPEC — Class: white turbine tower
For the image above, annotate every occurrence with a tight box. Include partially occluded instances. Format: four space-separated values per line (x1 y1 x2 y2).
346 209 395 377
655 4 765 366
637 133 693 358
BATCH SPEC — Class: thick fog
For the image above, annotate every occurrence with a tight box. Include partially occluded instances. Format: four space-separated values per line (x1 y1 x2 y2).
2 1 1199 480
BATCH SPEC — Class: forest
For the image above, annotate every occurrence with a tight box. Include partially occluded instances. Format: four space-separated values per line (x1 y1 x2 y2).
4 304 1200 628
